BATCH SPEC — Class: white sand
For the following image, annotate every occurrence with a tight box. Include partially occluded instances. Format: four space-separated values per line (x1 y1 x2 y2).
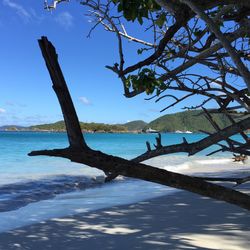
0 158 249 250
0 187 249 250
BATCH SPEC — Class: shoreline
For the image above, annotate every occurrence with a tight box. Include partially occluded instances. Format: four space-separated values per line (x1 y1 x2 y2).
0 155 248 235
0 131 249 249
0 189 249 250
0 130 204 134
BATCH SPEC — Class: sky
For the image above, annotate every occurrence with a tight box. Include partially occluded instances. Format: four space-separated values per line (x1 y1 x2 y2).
0 0 198 126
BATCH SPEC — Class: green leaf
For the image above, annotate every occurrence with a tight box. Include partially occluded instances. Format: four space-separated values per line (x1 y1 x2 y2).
155 13 166 28
138 15 143 25
194 28 202 37
137 48 143 55
117 3 123 12
113 0 162 22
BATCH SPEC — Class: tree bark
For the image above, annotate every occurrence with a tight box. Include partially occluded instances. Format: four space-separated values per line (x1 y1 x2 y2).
29 36 250 211
38 37 88 150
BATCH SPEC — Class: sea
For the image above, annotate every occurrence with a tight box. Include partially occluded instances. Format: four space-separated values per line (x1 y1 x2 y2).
0 132 240 232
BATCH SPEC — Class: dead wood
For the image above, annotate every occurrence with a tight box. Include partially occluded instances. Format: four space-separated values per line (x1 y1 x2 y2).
29 37 250 210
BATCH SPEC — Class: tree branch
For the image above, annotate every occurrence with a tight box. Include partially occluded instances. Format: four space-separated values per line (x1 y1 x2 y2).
133 117 250 162
180 0 250 92
38 37 89 150
121 17 190 76
196 176 250 187
29 36 250 210
159 26 248 82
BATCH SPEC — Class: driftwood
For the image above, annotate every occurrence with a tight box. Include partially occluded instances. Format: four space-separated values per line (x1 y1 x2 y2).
29 37 250 210
233 154 248 163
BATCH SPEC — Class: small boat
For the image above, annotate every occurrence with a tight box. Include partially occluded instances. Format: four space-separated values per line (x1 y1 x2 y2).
145 128 159 133
175 130 183 133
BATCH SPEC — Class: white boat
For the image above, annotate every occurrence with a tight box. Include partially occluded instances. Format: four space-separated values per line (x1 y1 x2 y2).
175 130 192 133
145 128 159 133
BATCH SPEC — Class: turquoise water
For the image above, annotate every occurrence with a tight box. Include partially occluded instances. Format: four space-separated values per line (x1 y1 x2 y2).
0 131 228 194
0 131 212 185
0 131 236 232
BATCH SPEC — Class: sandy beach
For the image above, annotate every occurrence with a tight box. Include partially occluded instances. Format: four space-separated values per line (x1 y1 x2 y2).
0 186 249 250
0 157 249 250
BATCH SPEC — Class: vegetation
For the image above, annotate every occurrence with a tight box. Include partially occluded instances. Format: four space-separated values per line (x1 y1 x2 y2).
30 121 127 132
28 111 235 132
1 111 235 133
30 121 66 131
0 125 26 131
120 120 147 131
148 110 231 132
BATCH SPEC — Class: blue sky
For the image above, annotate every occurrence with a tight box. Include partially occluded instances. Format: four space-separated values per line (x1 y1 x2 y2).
0 1 199 126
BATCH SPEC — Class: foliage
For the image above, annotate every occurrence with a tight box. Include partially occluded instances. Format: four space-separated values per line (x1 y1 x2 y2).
30 121 127 132
26 111 236 133
147 110 231 132
112 0 161 24
122 120 148 131
125 69 165 95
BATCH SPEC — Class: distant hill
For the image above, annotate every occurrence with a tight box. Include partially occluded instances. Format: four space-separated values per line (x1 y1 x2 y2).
147 110 231 132
28 111 232 133
29 121 127 132
1 110 242 133
122 120 148 131
0 125 27 131
29 121 65 131
29 120 147 132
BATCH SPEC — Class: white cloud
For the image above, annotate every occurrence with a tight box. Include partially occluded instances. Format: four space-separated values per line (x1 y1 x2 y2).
2 0 31 22
55 11 73 29
0 108 6 113
79 96 91 106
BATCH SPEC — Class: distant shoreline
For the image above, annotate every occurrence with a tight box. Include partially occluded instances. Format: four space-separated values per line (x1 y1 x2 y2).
0 129 139 134
0 130 203 134
0 109 236 134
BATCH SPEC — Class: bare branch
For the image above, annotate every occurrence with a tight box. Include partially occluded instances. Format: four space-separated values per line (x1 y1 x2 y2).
121 17 190 76
133 117 250 162
44 0 69 10
30 36 250 210
100 20 155 47
196 175 250 186
180 0 250 92
38 37 88 150
159 26 248 82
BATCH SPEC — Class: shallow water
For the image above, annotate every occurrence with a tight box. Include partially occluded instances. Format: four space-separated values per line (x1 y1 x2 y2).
0 131 242 232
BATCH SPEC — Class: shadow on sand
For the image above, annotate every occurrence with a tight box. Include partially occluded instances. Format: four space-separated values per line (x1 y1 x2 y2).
0 191 249 250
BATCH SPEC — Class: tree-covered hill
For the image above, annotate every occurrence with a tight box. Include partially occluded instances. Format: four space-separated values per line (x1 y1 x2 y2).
29 121 127 132
122 120 148 131
29 121 66 131
1 110 240 133
147 110 231 132
0 125 27 131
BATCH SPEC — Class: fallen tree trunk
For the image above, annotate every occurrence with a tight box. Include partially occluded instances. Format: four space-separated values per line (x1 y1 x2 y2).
29 36 250 210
